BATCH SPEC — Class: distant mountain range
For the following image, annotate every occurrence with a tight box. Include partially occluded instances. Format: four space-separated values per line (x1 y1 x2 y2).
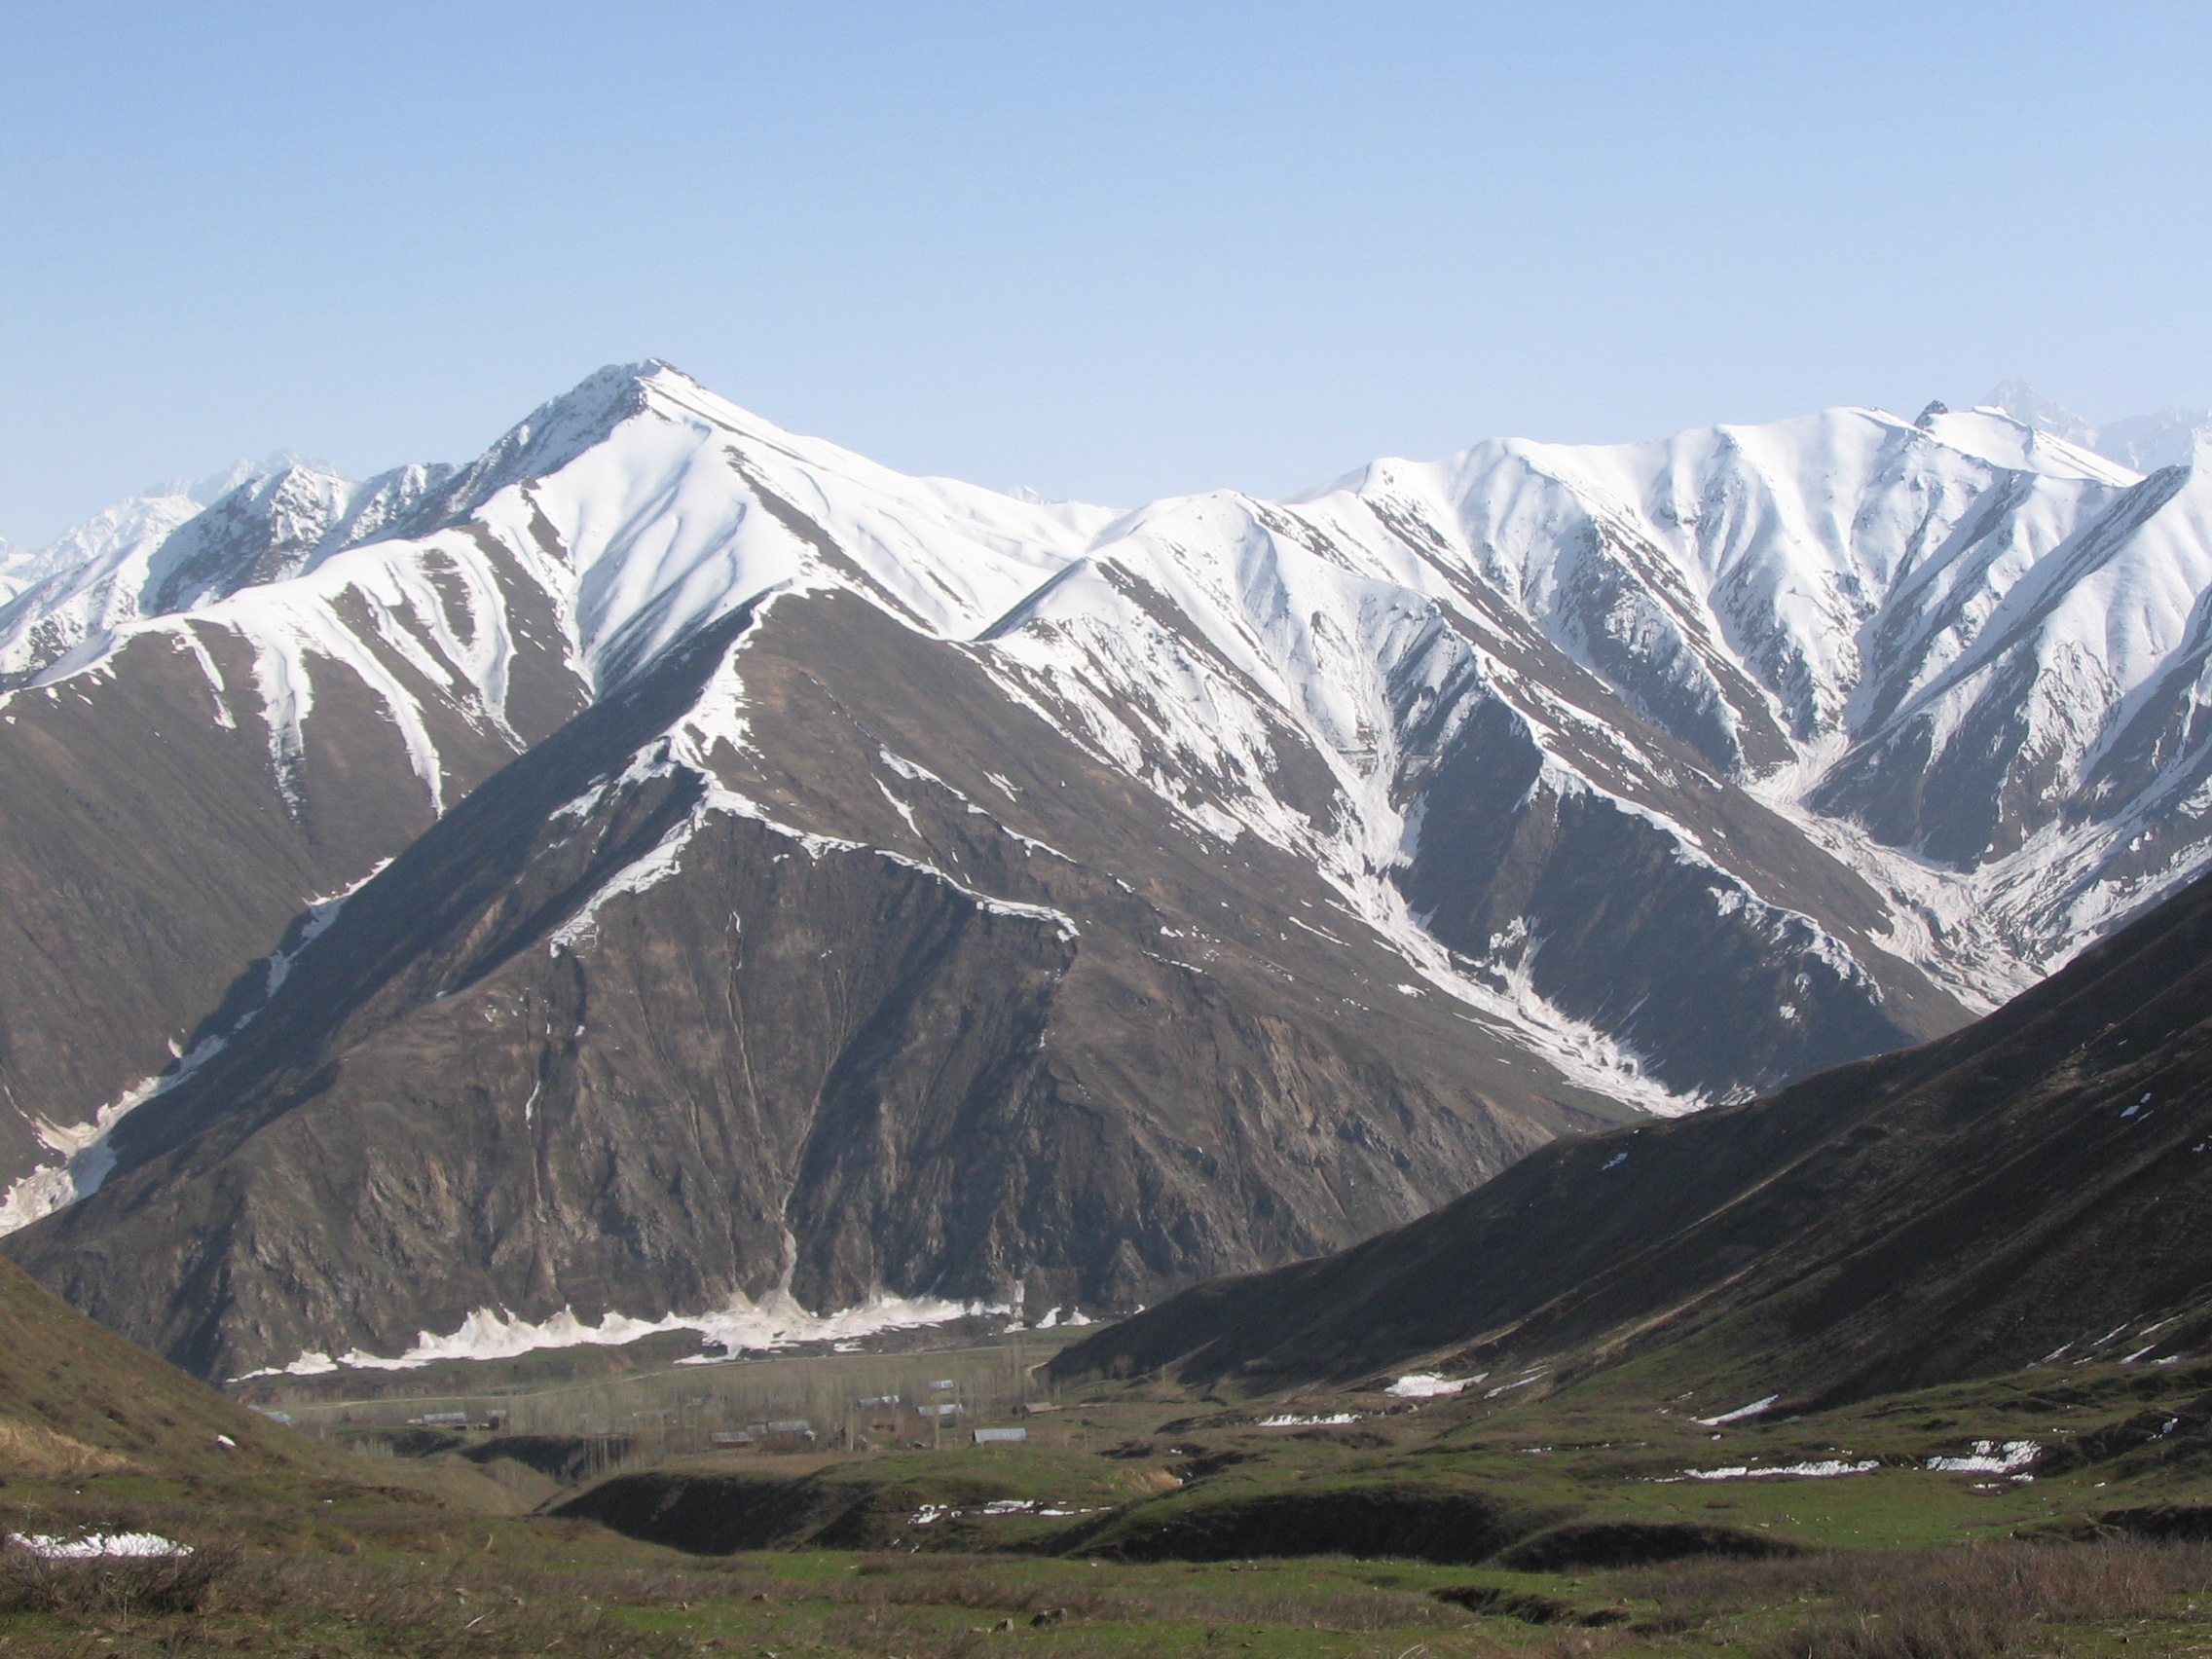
3 364 2210 1381
1977 381 2212 474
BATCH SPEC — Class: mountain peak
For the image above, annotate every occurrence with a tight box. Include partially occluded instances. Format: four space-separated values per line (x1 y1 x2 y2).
131 455 300 514
377 360 677 538
1979 380 2098 447
502 359 667 453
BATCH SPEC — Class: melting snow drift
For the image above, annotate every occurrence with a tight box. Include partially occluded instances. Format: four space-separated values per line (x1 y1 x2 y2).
1385 1373 1481 1398
238 1287 1011 1380
8 1531 192 1559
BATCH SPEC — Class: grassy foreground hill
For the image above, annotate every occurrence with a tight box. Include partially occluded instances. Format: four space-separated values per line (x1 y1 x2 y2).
0 1249 311 1485
0 1251 715 1654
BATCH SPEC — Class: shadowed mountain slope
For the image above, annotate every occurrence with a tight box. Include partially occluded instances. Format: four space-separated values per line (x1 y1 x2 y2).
1050 865 2212 1408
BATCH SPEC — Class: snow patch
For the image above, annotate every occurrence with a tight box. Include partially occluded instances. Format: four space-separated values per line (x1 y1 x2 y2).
0 1032 230 1235
1029 1307 1095 1330
1674 1459 1879 1483
1694 1394 1780 1427
239 1284 1013 1379
8 1532 192 1560
909 1500 1103 1525
1386 1372 1482 1397
1927 1440 2040 1474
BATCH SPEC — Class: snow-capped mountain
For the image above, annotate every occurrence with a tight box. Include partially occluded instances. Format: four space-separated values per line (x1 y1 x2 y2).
0 464 245 653
0 453 470 686
3 361 2210 1379
0 541 29 604
2097 409 2212 474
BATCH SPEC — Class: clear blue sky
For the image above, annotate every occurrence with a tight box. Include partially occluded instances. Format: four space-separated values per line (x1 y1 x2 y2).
3 1 2207 543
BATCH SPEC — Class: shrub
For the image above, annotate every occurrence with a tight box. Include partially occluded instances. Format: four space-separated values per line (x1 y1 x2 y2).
0 1540 239 1616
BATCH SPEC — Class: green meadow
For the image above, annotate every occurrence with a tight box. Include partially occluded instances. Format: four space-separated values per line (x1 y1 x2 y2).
9 1334 2212 1656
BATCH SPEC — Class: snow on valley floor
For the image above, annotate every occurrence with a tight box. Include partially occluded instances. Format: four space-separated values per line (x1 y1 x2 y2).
232 1287 1100 1380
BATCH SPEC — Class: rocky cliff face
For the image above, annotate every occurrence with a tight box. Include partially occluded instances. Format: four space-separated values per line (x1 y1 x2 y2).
7 362 2212 1378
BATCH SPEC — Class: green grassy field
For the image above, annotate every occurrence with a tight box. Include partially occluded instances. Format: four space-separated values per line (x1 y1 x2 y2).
14 1338 2212 1656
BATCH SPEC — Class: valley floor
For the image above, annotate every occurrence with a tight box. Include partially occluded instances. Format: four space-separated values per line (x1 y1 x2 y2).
13 1343 2212 1655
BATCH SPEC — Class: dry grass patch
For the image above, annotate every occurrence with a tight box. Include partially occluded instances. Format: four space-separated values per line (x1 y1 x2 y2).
848 1553 1469 1631
1613 1538 2212 1656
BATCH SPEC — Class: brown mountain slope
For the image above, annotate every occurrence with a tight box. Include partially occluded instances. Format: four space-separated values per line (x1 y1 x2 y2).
1050 864 2212 1408
4 591 1643 1382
